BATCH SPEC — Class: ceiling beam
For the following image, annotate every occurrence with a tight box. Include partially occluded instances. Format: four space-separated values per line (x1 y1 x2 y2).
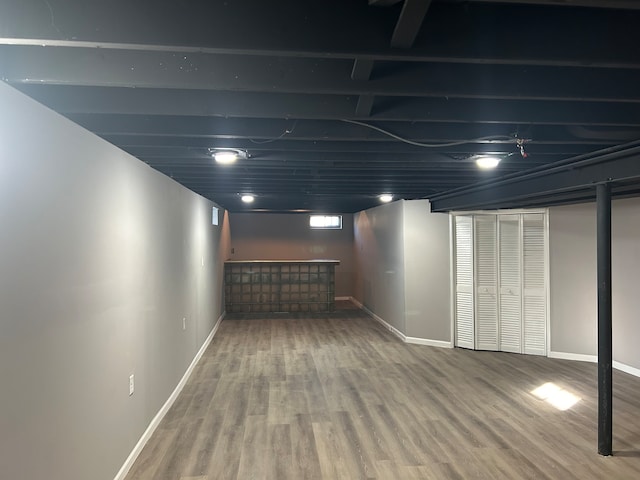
14 85 640 126
453 0 640 10
355 95 376 117
430 141 640 211
369 0 404 6
22 86 640 125
7 47 640 102
351 58 375 80
391 0 433 48
80 118 637 147
2 2 640 69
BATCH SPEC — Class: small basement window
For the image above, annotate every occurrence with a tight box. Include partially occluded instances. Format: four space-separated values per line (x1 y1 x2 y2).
309 215 342 229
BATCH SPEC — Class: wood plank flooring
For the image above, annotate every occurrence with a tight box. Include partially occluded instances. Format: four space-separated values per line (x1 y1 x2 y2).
125 303 640 479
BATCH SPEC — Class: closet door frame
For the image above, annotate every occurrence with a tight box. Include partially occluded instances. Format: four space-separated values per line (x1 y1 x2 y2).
450 209 550 356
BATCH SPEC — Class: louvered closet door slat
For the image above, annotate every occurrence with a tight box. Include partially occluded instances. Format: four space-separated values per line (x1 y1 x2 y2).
475 216 498 351
455 216 474 349
523 213 546 355
499 216 522 353
456 292 474 348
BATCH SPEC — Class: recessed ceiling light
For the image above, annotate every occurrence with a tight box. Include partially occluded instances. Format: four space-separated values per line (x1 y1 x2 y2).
379 194 393 203
475 156 501 169
241 194 255 203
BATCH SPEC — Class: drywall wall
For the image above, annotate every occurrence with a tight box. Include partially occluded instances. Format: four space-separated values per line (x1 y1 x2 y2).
403 200 451 342
549 197 640 371
353 201 406 332
0 82 230 480
229 212 354 296
548 203 597 356
610 197 640 370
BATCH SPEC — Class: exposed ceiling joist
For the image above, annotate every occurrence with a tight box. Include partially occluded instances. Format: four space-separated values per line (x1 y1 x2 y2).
369 0 404 5
391 0 433 48
2 3 640 69
6 47 640 103
351 58 375 81
19 85 640 126
455 0 640 10
430 141 640 211
4 0 640 213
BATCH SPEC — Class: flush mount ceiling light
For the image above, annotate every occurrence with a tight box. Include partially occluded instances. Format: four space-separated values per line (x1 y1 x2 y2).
379 194 393 203
210 148 248 165
475 156 501 169
241 194 255 203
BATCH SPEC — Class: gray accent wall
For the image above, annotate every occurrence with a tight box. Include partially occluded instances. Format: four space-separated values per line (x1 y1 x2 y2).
403 200 451 342
354 200 406 332
353 200 451 341
0 82 230 480
549 203 597 356
549 198 640 370
229 212 355 297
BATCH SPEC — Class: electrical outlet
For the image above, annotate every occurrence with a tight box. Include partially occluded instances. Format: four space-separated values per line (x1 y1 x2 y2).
182 317 186 331
129 374 135 396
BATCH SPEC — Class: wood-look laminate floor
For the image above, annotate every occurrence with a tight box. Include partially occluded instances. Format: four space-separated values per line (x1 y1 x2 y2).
125 303 640 479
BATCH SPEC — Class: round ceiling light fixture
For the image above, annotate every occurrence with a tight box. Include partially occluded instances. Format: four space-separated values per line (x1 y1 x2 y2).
241 194 255 203
210 148 248 165
475 156 501 169
379 194 394 203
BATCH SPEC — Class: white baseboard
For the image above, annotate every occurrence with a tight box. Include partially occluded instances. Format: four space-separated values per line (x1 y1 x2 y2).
548 352 640 378
613 361 640 378
113 311 225 480
335 296 351 301
405 337 453 348
361 305 406 342
548 351 597 363
353 299 452 349
349 297 363 309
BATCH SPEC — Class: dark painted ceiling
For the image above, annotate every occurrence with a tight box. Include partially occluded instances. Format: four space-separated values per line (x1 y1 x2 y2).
2 0 640 213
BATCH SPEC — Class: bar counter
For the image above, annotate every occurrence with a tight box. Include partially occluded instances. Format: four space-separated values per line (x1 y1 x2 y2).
224 260 339 313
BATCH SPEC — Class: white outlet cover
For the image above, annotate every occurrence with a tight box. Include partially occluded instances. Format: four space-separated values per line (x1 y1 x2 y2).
182 317 186 330
129 374 135 396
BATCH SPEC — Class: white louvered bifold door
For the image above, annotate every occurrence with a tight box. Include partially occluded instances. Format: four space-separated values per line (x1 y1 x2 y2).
499 215 522 353
454 216 475 349
522 214 547 355
474 215 498 351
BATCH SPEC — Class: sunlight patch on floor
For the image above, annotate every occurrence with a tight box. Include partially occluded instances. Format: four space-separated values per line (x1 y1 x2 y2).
531 382 581 411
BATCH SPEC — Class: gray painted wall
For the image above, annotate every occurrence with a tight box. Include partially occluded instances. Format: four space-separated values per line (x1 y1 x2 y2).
549 198 640 370
403 200 451 342
0 82 230 480
354 201 406 332
611 197 640 369
229 212 354 297
549 203 597 356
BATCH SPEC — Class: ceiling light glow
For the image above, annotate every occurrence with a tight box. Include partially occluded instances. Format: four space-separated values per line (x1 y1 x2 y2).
379 194 393 203
213 151 239 164
241 194 255 203
476 156 501 169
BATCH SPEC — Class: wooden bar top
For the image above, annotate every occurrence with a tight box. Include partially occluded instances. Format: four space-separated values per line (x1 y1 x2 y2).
225 259 340 264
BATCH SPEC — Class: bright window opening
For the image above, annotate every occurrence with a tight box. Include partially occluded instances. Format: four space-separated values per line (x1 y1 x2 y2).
310 215 342 229
212 206 219 226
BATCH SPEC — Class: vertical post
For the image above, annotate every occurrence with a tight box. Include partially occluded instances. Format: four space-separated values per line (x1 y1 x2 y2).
596 183 613 456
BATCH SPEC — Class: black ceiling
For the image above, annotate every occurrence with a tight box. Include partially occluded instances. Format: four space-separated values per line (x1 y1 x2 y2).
2 0 640 213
